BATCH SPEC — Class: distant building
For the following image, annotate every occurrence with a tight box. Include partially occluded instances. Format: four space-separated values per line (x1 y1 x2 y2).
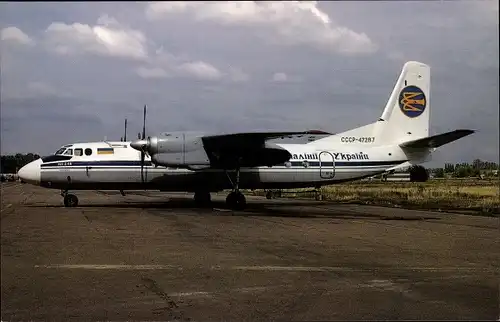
364 172 411 182
384 172 411 181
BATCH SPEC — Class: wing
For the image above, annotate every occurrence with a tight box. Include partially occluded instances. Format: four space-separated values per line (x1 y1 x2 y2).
202 131 318 169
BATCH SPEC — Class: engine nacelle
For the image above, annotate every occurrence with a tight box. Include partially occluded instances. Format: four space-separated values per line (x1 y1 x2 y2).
147 132 206 155
149 132 210 167
151 150 210 167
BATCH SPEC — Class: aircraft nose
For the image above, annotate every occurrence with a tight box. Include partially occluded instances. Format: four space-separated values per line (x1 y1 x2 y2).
18 159 42 184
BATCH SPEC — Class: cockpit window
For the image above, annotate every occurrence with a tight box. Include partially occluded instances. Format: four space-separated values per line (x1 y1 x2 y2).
55 148 66 155
74 148 83 156
64 149 73 155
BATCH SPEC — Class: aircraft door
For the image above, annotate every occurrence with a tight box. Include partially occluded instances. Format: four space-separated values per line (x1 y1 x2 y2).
319 151 335 179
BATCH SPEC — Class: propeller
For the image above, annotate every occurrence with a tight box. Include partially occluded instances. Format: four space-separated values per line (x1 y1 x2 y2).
128 105 150 183
140 105 147 183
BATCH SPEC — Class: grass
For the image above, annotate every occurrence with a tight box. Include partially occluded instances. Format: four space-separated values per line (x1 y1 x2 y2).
248 179 500 216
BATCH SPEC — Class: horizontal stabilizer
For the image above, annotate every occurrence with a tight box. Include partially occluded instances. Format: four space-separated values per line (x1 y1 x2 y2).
399 129 475 149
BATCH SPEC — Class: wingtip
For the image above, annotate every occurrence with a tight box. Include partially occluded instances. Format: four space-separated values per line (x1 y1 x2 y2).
463 129 476 134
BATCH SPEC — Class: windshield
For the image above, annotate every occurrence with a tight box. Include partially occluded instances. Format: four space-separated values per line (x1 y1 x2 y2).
55 148 66 155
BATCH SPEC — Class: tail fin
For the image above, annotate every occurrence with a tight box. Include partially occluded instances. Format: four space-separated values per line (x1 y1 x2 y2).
378 61 430 143
312 61 431 146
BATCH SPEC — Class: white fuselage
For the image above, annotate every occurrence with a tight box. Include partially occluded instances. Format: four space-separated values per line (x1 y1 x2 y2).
19 140 409 192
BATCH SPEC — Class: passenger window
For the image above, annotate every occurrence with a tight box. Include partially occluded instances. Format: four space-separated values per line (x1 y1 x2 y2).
84 148 92 156
64 149 73 155
74 148 83 156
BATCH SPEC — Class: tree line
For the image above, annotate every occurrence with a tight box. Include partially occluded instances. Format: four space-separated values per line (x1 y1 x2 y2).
431 159 499 178
1 153 41 174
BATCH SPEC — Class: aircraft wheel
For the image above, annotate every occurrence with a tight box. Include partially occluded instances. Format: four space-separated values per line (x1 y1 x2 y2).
194 191 211 207
266 190 273 199
226 191 246 210
64 194 79 207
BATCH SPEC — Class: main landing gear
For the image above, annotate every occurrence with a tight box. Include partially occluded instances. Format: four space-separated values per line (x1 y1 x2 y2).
225 167 246 210
226 191 246 210
193 166 246 210
61 190 79 207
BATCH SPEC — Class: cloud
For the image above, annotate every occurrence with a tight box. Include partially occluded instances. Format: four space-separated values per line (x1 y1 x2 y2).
467 0 498 25
27 81 60 96
96 13 121 27
135 66 169 79
271 72 302 83
175 61 223 80
43 15 148 59
2 80 71 100
137 49 236 82
228 67 250 82
1 26 34 46
1 1 497 166
272 72 288 82
136 57 224 81
145 1 378 55
1 96 105 154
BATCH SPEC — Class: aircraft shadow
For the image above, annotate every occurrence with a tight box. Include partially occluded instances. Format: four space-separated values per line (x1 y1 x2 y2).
26 197 440 221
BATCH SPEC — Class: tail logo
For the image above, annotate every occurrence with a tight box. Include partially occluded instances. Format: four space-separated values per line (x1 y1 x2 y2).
399 85 426 118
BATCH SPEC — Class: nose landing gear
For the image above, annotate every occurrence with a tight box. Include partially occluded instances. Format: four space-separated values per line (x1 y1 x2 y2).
61 190 79 207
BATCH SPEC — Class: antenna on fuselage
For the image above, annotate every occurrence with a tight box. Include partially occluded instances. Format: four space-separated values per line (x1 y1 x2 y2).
124 118 127 142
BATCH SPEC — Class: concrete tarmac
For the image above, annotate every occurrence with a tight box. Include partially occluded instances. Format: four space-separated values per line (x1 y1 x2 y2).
1 182 499 321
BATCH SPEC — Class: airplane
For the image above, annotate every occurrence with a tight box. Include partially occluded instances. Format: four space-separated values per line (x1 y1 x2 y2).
17 61 474 210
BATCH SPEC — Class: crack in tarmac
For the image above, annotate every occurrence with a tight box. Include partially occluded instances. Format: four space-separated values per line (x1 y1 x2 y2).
140 277 190 321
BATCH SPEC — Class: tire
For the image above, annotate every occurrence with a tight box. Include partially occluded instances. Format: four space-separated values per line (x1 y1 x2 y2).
64 194 79 207
226 191 246 210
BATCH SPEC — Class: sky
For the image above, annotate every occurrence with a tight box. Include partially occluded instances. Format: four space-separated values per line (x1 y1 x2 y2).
1 1 498 166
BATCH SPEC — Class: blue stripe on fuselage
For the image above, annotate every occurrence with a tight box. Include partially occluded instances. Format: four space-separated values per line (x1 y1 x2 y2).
40 160 407 168
41 161 153 168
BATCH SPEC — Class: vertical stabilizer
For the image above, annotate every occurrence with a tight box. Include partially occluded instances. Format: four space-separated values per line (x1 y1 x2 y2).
378 61 430 143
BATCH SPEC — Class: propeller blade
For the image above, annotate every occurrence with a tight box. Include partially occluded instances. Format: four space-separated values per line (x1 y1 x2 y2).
142 105 146 140
141 150 145 183
140 104 147 184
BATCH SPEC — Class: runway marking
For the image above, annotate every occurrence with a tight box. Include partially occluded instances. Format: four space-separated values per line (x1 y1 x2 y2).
34 264 179 270
233 266 347 272
34 264 349 272
168 285 283 298
169 291 211 297
359 279 421 300
232 265 496 272
33 264 497 273
213 208 233 212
